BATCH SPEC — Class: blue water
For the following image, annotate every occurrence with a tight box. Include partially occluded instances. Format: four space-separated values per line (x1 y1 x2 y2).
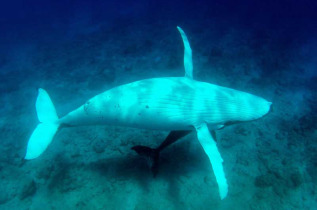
1 0 316 209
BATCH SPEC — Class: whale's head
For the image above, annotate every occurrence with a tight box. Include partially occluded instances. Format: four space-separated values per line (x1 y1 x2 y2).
210 86 272 124
232 91 272 122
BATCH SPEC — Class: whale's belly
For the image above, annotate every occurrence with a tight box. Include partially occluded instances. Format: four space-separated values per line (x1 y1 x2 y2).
63 77 210 130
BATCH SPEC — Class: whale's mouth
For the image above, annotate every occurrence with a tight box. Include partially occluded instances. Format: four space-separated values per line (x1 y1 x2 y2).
263 102 273 117
268 103 273 113
268 102 273 112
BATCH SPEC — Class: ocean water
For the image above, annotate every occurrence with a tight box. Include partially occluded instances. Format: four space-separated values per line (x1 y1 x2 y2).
0 0 316 209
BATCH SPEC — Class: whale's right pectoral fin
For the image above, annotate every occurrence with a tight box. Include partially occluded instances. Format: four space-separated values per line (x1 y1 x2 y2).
195 123 228 200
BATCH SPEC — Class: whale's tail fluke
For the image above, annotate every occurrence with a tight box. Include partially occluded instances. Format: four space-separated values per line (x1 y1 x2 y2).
131 145 160 177
25 88 60 160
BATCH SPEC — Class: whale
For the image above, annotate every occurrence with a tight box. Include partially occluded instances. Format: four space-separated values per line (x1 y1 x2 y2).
25 26 272 200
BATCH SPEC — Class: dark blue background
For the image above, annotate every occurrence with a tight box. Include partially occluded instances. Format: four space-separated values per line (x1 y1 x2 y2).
1 0 316 43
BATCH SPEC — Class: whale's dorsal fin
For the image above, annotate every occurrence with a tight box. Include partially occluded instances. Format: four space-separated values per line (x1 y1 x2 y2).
177 26 193 79
195 123 228 200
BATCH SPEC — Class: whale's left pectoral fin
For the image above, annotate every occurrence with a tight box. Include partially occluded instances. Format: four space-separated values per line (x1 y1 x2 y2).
195 124 228 200
177 26 193 79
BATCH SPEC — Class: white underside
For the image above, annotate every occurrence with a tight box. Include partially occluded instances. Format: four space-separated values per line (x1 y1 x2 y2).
60 77 271 130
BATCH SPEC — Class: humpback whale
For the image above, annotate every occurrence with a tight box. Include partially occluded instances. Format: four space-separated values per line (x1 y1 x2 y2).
25 26 272 200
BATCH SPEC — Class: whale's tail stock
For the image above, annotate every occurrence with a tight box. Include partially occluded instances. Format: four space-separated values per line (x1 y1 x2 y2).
25 88 60 160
